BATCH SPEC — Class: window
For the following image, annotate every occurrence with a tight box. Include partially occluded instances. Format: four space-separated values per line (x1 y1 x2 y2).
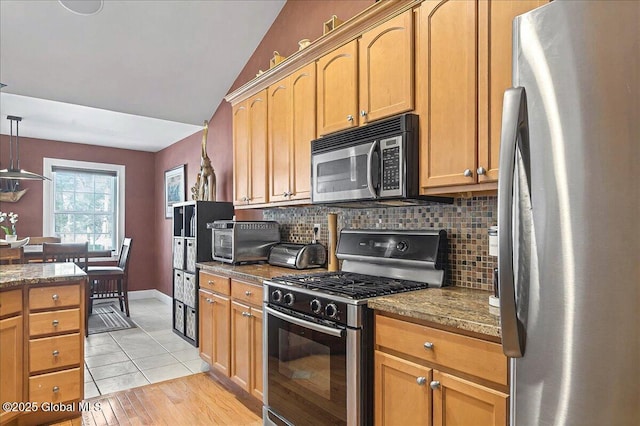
43 158 125 252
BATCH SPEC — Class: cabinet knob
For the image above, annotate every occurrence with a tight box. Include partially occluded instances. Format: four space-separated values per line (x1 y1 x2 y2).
430 380 441 390
477 166 486 175
347 115 354 122
360 110 367 117
245 290 252 296
52 350 60 357
463 169 473 177
52 386 60 393
52 294 59 301
416 376 427 386
423 341 434 350
52 320 59 327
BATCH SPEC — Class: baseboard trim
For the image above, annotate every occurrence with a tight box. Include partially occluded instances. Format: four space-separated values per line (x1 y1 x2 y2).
128 289 172 305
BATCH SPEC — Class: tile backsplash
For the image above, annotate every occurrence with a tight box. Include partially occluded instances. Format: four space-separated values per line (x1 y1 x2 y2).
263 196 498 291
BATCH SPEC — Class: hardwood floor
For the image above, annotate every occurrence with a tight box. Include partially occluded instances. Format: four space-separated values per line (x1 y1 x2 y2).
77 373 262 425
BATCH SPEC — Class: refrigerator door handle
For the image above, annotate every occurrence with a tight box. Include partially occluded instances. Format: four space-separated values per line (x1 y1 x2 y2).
498 87 530 358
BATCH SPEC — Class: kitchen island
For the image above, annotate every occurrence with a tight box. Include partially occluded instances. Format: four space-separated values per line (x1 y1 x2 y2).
0 263 87 426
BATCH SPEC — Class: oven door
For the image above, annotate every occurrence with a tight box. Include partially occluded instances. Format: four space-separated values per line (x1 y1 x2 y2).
264 305 361 426
312 141 380 203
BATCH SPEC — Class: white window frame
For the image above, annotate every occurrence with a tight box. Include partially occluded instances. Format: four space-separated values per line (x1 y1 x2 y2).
43 158 126 253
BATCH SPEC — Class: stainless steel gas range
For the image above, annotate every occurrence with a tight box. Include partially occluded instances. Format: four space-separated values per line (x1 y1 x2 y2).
263 229 448 426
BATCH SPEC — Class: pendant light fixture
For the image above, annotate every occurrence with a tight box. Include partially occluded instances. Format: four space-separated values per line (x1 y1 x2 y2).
0 116 50 180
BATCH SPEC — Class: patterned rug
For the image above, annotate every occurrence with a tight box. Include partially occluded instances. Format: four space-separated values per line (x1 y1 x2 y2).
88 303 136 335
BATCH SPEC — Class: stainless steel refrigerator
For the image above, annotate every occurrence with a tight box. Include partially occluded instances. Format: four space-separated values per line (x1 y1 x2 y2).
497 1 639 424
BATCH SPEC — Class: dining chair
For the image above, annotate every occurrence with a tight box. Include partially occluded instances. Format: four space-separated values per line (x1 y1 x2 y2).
42 242 89 271
0 246 24 264
86 238 133 319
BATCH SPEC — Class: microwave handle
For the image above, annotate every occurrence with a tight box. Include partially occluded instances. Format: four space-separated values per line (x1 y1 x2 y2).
366 140 379 198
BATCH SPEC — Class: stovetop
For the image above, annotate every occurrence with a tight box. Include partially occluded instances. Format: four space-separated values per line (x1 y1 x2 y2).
271 271 430 299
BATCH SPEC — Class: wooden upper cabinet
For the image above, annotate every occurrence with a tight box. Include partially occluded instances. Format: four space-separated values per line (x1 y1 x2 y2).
477 0 548 183
233 90 268 206
268 81 291 203
268 63 316 203
359 10 414 124
317 40 359 135
417 0 478 189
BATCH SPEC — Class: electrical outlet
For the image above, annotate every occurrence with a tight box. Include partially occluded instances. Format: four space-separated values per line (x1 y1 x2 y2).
313 223 321 234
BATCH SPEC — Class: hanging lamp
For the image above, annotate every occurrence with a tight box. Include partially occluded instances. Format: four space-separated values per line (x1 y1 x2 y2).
0 116 50 180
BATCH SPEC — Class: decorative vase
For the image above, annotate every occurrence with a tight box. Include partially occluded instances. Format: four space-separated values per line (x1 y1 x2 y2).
5 234 17 242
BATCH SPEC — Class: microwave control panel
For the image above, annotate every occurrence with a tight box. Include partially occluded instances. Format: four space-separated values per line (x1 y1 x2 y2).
380 136 403 196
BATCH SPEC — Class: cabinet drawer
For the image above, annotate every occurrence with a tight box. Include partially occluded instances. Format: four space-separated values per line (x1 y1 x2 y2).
186 238 197 272
29 367 82 404
29 308 80 337
199 271 230 295
183 272 197 307
174 270 185 302
375 315 507 386
29 333 82 373
29 285 80 310
231 280 262 306
0 289 22 317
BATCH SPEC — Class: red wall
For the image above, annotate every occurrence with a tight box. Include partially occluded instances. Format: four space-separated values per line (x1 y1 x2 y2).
0 135 156 292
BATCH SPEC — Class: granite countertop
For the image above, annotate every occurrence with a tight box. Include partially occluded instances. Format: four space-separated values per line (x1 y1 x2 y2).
368 286 502 339
197 261 327 284
0 262 87 290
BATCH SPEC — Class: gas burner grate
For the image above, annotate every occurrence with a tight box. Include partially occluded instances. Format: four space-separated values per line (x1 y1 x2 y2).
273 272 429 299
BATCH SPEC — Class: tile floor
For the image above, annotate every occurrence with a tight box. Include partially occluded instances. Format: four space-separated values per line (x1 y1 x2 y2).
84 298 209 398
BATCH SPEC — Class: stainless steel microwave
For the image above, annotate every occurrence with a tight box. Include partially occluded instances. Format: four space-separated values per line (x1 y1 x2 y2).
311 113 422 204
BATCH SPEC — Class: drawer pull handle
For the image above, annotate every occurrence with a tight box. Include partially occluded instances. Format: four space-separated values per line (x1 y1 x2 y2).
244 290 252 296
52 294 59 301
52 320 59 327
52 350 60 357
423 342 434 350
416 376 427 386
52 386 60 393
208 280 214 285
242 312 251 317
430 380 441 390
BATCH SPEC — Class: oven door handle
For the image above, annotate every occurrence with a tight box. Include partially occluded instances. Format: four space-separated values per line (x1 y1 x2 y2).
265 306 346 338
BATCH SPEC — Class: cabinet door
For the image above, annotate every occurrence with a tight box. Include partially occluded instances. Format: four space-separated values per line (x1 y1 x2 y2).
250 307 263 400
375 350 432 426
233 103 250 205
432 371 508 426
212 293 231 376
198 290 213 365
477 0 547 183
317 40 359 135
268 78 292 203
230 300 251 391
417 0 478 188
290 63 316 201
0 315 23 424
359 10 414 123
248 91 268 205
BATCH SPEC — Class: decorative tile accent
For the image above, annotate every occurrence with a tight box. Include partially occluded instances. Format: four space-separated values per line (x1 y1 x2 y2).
263 197 498 291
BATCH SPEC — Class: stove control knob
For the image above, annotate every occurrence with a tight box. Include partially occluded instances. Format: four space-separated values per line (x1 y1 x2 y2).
283 293 295 306
325 303 338 318
272 289 283 303
310 299 323 314
396 241 408 252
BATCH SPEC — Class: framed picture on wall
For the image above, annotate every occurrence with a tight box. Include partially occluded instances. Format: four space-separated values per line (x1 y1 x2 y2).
164 165 185 218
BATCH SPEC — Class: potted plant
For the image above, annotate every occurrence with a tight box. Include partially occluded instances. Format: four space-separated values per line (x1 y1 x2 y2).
0 211 18 242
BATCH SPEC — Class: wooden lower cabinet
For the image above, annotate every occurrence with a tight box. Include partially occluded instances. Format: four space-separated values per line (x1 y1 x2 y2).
375 351 431 426
0 313 23 425
199 289 230 376
375 313 508 426
199 273 262 400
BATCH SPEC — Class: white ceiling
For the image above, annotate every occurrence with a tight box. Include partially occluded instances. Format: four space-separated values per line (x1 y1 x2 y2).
0 0 286 152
